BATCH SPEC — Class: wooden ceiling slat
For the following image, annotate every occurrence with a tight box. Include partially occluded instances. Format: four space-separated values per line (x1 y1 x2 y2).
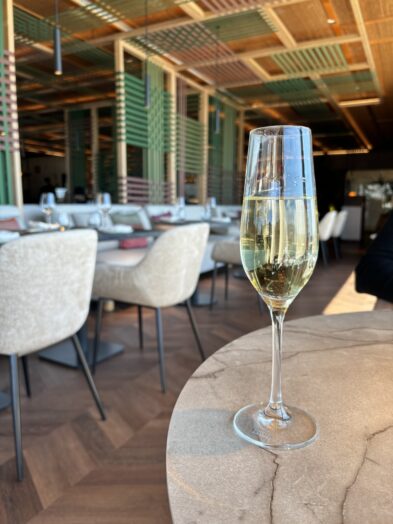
11 0 393 152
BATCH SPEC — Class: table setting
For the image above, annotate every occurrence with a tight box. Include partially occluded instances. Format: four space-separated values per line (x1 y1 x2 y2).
165 125 388 523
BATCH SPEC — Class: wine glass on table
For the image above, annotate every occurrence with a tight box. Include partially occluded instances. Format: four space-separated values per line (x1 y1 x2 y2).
233 125 319 450
96 192 112 228
40 193 56 224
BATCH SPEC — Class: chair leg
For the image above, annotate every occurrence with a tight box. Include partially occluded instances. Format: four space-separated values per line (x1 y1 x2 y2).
320 241 329 266
186 299 206 361
209 262 218 310
21 356 31 398
92 298 103 374
137 305 144 351
224 264 229 300
71 334 106 421
155 308 166 393
9 355 23 481
333 237 342 259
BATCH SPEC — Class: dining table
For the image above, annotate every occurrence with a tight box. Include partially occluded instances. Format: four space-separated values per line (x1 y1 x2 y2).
167 310 393 523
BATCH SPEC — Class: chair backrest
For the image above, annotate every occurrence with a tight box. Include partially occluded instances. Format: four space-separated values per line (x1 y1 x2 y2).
0 230 97 355
132 224 209 308
332 210 348 238
319 210 337 241
212 240 241 265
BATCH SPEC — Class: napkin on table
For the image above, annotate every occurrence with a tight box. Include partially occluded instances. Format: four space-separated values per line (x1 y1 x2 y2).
99 224 133 234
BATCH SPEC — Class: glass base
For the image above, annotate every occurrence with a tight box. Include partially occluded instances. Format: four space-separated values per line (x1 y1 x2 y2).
233 403 318 450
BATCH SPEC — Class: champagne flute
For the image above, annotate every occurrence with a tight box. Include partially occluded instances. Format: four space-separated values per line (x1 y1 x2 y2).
233 125 319 450
40 193 56 224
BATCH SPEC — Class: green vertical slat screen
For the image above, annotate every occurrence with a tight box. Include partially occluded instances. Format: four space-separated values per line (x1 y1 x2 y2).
68 110 87 193
0 1 14 204
222 104 236 204
208 98 238 204
97 106 118 198
145 62 166 202
116 63 174 203
208 97 223 202
176 114 205 176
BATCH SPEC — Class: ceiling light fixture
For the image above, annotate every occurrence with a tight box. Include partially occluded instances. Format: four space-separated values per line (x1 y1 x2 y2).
53 0 62 76
326 148 369 156
338 97 381 108
327 18 336 24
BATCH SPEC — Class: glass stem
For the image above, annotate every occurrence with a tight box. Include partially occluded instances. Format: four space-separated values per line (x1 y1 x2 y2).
266 308 290 420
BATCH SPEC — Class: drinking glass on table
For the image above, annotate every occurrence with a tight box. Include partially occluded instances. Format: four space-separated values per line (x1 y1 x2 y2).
55 187 67 203
58 212 71 229
39 193 56 224
88 212 102 229
96 192 111 228
175 196 186 221
233 125 319 450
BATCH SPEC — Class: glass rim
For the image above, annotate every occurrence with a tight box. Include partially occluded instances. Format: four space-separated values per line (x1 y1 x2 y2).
250 125 311 136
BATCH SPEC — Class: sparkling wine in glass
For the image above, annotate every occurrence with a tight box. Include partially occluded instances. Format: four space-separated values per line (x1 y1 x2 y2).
40 193 56 224
233 125 319 450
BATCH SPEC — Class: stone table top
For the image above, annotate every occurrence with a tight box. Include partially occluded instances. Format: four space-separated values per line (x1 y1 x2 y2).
166 311 393 524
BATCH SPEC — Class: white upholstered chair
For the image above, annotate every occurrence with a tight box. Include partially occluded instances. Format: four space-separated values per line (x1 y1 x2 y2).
93 224 210 392
332 210 348 259
0 230 106 481
319 210 337 265
209 240 241 308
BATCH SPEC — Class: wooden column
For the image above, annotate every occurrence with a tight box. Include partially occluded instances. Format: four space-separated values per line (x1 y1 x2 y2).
167 71 177 204
4 0 23 207
198 90 209 205
115 40 127 204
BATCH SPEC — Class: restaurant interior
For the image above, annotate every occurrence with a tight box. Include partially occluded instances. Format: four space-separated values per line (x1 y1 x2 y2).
1 0 393 522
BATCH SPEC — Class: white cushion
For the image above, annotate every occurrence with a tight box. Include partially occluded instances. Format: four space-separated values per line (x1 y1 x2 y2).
96 248 148 267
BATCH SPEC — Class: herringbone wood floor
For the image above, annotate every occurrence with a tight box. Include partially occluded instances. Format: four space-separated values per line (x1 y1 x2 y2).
0 245 373 523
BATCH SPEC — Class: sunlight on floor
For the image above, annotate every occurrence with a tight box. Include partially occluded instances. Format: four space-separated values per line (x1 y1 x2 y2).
323 272 377 315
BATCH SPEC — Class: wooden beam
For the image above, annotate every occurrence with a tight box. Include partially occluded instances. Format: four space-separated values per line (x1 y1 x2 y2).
178 2 205 20
310 73 372 150
174 34 362 71
242 58 271 82
263 6 297 48
340 106 372 150
219 62 369 88
90 0 309 45
121 41 207 93
91 17 194 45
348 0 383 96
